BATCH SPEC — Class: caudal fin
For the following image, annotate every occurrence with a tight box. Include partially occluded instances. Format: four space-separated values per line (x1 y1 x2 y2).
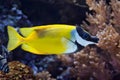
7 26 24 52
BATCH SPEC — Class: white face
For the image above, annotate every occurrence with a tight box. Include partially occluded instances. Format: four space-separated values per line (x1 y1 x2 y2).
62 27 99 54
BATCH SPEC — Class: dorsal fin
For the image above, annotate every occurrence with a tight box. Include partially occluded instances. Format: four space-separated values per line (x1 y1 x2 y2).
19 27 34 37
20 24 75 37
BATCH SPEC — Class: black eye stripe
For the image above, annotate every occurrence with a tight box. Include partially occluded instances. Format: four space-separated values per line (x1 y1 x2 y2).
76 27 90 39
76 27 84 37
76 26 99 43
83 33 89 38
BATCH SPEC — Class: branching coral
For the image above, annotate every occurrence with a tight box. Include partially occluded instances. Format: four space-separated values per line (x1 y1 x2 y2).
97 25 120 74
73 45 111 80
110 0 120 33
95 0 120 75
86 0 110 25
82 0 111 35
82 0 120 35
97 25 120 53
71 0 120 80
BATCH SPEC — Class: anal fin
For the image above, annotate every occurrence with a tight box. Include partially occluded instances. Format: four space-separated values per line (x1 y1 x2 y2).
21 44 42 55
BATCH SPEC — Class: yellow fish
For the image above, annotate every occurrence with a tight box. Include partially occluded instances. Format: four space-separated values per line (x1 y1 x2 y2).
7 24 99 55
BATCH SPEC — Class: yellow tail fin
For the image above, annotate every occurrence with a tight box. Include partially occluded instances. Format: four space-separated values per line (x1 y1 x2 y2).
7 26 24 52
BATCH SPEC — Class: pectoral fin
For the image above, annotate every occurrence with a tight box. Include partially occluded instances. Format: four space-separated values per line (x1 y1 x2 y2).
62 37 78 54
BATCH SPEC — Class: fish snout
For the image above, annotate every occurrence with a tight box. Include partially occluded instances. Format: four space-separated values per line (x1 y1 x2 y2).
91 37 99 43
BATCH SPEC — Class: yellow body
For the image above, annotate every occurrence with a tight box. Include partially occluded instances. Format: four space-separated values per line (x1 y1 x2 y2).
7 24 77 55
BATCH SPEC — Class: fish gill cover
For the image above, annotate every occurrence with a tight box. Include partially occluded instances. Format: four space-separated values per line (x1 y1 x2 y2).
0 0 120 80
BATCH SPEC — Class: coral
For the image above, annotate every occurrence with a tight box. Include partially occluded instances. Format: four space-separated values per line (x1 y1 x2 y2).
57 54 73 66
73 45 111 80
8 61 34 79
1 61 35 79
87 0 109 25
56 55 76 80
82 0 110 35
110 0 120 33
0 71 6 80
36 71 56 80
94 0 120 76
82 0 120 35
0 61 56 80
97 18 120 76
97 25 120 54
72 0 120 80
